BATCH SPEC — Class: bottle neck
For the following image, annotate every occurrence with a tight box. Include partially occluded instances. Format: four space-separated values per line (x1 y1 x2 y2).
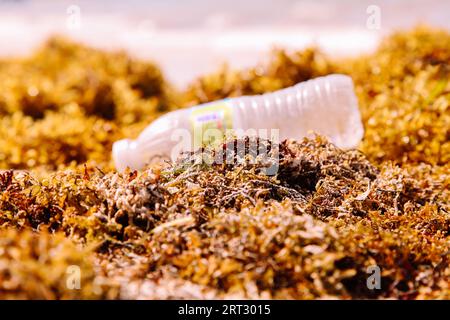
113 139 144 172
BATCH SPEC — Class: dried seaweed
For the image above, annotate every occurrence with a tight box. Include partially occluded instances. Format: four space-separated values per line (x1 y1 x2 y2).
0 228 117 299
0 37 177 170
0 27 449 299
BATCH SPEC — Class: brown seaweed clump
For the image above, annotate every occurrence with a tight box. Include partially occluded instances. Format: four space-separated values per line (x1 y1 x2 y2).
0 27 449 299
183 48 333 106
345 28 450 166
0 136 448 299
0 37 177 170
0 228 117 299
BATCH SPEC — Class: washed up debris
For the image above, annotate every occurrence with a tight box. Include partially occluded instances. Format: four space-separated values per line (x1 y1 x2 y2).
0 27 448 299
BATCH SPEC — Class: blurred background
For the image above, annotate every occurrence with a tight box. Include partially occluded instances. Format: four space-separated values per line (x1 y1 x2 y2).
1 0 449 86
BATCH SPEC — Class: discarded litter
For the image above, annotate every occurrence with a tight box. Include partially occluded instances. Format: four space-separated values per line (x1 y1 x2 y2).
113 74 364 171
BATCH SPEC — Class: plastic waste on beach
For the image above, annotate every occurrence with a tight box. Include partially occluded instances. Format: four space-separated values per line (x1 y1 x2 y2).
113 74 364 171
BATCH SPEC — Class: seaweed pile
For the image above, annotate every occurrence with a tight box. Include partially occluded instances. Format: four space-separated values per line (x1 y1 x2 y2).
0 27 449 299
0 37 176 171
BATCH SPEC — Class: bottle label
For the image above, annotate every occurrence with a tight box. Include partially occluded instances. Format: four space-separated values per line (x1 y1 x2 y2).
189 100 233 148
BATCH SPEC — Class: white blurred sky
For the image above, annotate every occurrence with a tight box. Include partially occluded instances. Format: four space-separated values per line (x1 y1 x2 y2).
1 0 449 86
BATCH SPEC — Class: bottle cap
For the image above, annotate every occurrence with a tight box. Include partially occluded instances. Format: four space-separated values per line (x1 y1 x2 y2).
112 139 138 172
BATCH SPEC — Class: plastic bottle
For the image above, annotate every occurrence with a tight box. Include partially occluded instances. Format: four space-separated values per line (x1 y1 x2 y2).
113 74 364 172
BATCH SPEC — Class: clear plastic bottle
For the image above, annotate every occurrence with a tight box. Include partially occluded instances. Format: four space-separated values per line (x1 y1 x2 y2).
113 74 364 171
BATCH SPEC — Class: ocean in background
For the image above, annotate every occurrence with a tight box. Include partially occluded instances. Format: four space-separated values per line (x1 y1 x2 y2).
1 0 449 86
